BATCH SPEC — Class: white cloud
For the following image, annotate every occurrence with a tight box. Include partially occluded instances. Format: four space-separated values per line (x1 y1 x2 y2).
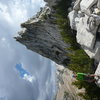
0 0 56 100
0 3 13 24
23 74 36 83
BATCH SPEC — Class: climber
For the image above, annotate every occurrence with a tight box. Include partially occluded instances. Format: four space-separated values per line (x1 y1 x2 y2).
72 72 100 83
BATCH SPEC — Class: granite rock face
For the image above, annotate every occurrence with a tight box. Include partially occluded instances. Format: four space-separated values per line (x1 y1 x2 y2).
16 6 69 66
68 0 100 60
68 0 100 86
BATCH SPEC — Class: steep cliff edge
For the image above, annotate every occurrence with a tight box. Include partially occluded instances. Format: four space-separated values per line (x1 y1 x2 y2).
15 5 69 66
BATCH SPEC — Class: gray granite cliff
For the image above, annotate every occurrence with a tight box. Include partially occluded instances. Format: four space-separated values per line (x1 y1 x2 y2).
15 3 69 66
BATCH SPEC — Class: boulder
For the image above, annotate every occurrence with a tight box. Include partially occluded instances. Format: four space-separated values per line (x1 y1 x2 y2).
80 0 97 13
75 15 96 49
84 41 100 61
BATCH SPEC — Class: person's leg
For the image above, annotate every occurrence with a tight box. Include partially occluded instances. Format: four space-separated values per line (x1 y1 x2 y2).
84 76 96 83
86 79 96 83
91 74 100 79
89 74 96 77
89 74 100 78
89 74 100 83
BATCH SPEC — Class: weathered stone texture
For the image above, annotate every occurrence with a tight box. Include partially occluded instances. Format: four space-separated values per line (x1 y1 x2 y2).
68 0 100 86
16 6 69 66
68 0 100 60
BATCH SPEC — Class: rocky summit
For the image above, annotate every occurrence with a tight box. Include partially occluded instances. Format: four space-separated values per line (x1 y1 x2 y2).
15 5 69 66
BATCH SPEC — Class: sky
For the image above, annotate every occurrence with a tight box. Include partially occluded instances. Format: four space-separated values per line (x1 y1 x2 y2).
0 0 57 100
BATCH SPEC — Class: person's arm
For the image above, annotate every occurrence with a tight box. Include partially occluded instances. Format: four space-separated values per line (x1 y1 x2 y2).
89 74 96 77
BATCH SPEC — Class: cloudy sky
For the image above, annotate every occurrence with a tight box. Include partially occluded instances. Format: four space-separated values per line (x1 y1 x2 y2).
0 0 57 100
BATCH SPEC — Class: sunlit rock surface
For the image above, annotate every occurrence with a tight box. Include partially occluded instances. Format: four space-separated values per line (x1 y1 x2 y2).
75 15 97 49
80 0 97 12
68 0 100 86
69 0 100 59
